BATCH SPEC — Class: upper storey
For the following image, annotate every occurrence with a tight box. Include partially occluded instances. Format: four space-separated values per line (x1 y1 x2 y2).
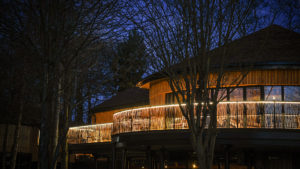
138 25 300 105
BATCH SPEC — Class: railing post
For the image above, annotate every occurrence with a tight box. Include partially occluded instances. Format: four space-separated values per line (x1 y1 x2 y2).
273 100 276 128
173 107 176 129
236 102 239 128
243 103 247 128
226 104 230 128
260 103 265 128
149 109 151 131
130 113 133 132
164 108 167 130
119 119 121 134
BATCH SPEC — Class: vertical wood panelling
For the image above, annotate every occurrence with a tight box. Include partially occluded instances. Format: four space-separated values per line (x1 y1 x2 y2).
0 124 39 154
149 69 300 105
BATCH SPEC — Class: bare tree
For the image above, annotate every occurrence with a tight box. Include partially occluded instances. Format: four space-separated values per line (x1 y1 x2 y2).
0 0 123 169
123 0 258 168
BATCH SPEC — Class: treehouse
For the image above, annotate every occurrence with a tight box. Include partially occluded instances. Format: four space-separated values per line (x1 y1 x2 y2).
68 25 300 169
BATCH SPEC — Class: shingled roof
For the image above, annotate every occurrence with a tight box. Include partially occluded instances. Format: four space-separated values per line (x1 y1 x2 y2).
139 25 300 85
93 87 149 113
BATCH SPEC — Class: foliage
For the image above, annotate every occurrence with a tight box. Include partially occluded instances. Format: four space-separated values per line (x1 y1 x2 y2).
110 30 149 92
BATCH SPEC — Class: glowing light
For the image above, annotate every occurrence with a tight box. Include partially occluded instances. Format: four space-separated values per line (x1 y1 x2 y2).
69 100 300 144
69 123 113 130
192 163 197 168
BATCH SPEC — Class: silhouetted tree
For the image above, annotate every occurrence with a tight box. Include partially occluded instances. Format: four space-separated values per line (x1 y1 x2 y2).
109 30 149 92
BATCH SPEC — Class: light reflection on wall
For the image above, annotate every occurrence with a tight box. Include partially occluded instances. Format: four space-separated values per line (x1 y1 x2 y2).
67 123 112 144
113 101 300 134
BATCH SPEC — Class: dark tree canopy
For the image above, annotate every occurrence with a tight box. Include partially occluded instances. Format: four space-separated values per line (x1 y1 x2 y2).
110 30 149 92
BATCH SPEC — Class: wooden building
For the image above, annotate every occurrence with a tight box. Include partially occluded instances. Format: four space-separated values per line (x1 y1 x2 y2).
68 25 300 169
0 105 40 169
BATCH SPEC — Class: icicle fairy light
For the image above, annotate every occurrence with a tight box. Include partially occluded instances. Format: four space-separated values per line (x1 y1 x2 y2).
67 123 113 144
112 101 300 134
68 101 300 143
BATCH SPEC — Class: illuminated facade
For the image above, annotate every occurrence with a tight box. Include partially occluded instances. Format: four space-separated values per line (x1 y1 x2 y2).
68 25 300 169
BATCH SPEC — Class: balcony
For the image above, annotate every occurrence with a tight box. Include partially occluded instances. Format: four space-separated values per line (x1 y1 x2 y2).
67 101 300 144
112 101 300 134
67 123 113 144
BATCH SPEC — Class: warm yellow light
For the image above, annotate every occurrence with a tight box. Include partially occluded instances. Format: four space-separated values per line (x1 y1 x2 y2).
192 163 197 168
69 123 113 130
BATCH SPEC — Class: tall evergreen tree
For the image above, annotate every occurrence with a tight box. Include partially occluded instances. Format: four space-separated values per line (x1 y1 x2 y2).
111 30 149 92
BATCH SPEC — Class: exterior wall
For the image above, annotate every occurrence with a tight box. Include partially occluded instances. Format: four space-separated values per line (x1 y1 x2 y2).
93 106 150 124
93 109 120 124
0 124 39 160
149 69 300 105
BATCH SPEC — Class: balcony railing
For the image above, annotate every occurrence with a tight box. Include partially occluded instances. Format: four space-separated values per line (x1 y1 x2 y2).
112 101 300 135
67 123 112 144
67 101 300 144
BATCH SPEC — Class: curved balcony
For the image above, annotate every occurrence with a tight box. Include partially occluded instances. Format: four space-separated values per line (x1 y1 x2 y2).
112 101 300 135
67 123 112 144
67 101 300 144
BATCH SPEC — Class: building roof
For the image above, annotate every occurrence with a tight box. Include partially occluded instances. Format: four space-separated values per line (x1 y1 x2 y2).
93 87 149 113
139 25 300 86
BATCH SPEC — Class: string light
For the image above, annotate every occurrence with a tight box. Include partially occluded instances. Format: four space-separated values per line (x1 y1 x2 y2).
69 123 113 130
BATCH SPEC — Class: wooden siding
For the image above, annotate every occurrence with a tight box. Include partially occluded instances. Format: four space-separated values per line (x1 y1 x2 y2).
93 109 120 124
93 105 150 124
149 69 300 105
0 124 39 156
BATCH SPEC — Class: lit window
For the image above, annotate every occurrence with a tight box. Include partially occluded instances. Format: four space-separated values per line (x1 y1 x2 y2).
264 86 281 101
284 86 300 101
230 88 243 101
246 87 261 101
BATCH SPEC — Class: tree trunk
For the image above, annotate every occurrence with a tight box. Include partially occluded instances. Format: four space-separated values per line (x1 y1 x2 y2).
87 85 92 124
39 64 50 169
10 80 25 169
61 95 70 169
9 110 23 169
2 123 9 169
192 130 217 169
51 73 62 169
61 137 68 169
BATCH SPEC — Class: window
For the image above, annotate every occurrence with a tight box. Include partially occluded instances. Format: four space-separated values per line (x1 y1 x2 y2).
230 88 243 101
217 88 227 101
284 86 300 101
166 93 175 104
264 86 281 101
246 87 261 101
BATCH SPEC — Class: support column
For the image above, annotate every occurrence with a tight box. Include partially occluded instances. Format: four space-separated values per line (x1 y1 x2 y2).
159 148 165 169
147 147 152 169
112 143 116 169
225 146 230 169
122 149 127 169
94 156 98 169
185 158 189 169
